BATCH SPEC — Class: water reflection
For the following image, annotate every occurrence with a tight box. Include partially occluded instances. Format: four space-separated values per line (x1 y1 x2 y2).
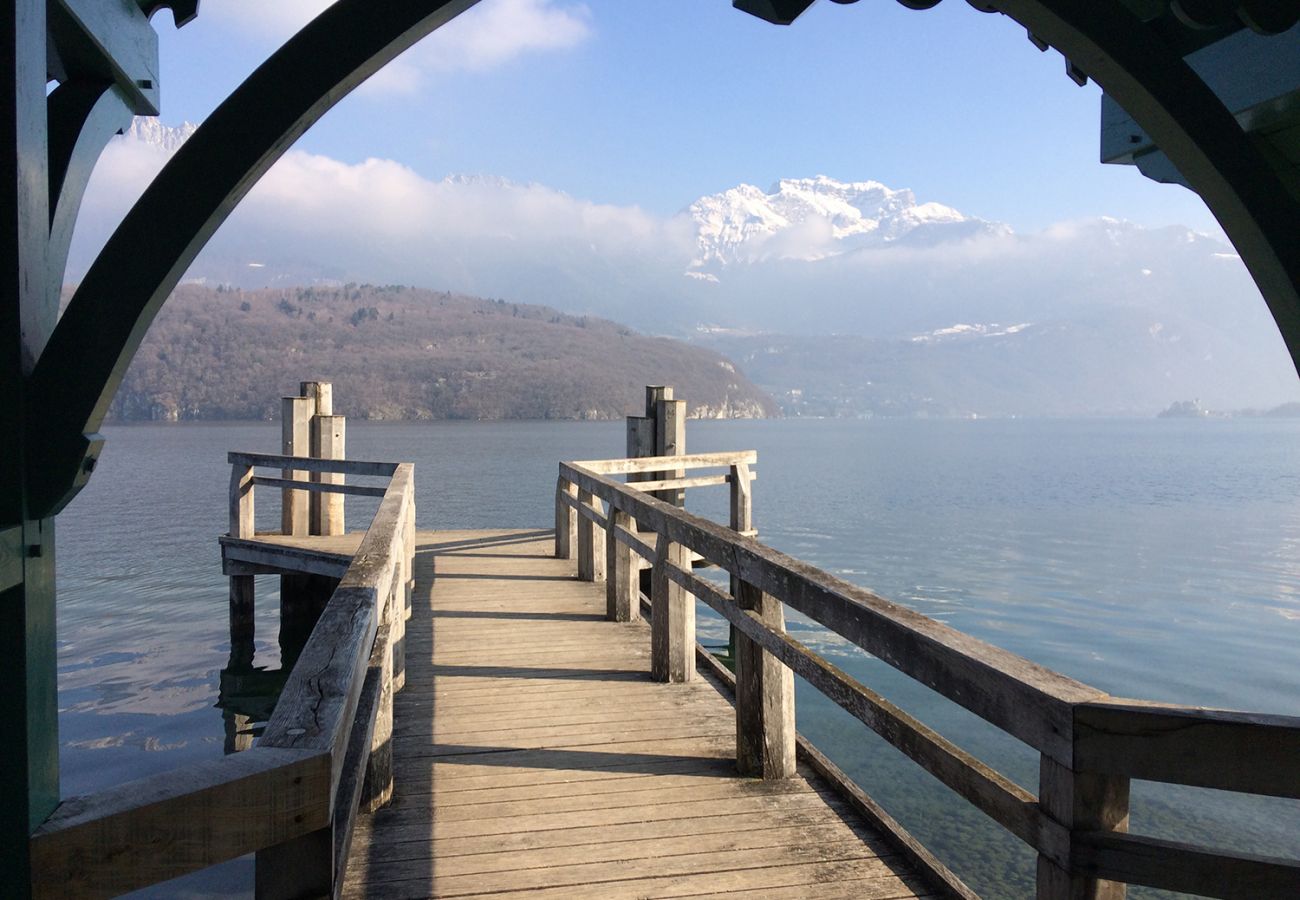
216 575 333 755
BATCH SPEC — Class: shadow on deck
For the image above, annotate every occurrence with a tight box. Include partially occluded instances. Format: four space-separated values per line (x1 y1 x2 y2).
341 529 938 900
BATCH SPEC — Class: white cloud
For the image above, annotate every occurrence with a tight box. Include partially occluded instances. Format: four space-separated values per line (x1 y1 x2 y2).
68 128 692 315
207 0 592 91
68 121 1273 358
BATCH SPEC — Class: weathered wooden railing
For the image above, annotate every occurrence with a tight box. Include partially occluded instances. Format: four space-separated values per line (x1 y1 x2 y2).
556 452 1300 900
29 453 415 899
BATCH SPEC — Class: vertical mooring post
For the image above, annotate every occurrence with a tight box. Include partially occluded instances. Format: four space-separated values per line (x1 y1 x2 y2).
638 385 686 506
280 395 313 536
626 385 687 608
302 381 346 536
312 414 346 537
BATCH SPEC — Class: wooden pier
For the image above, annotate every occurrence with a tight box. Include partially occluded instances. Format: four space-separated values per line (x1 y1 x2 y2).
27 436 1300 899
342 529 935 899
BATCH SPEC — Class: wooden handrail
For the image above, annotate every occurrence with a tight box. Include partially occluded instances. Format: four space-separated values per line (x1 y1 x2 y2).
1073 700 1300 798
560 458 1102 757
32 459 416 899
572 450 756 475
228 450 399 477
555 454 1300 900
250 475 388 498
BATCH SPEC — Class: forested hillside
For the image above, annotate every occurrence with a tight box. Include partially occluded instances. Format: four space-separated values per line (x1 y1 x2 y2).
105 284 777 421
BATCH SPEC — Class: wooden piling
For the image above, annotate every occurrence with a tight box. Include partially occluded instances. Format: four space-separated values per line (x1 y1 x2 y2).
311 415 345 536
280 396 312 536
656 397 686 506
228 575 254 640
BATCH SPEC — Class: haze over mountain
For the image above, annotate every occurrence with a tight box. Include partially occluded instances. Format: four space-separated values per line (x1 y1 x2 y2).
107 284 776 422
65 120 1299 417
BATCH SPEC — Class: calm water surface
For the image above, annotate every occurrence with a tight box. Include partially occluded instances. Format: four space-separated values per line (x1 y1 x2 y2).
58 418 1300 897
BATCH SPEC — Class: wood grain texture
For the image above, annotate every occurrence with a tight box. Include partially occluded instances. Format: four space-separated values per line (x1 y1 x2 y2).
280 395 313 536
560 460 1104 762
651 533 694 683
1073 699 1300 798
30 748 329 899
340 529 931 899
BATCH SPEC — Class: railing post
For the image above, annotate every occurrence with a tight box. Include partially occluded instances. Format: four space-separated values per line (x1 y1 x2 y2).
229 463 255 539
255 825 332 900
363 616 395 812
280 395 312 536
606 508 638 622
735 579 795 778
555 477 576 559
311 414 345 536
1036 754 1130 899
651 534 694 682
576 489 605 582
728 462 753 661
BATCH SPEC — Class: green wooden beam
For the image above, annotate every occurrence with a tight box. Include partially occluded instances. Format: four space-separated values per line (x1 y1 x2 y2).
2 1 57 894
26 0 483 518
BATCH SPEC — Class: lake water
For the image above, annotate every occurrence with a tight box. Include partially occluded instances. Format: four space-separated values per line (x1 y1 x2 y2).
57 418 1300 898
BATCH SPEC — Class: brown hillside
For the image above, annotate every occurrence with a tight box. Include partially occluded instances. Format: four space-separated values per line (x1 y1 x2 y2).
107 284 778 421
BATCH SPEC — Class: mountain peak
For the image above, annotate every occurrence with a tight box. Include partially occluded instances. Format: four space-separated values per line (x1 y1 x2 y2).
124 117 198 154
686 175 997 272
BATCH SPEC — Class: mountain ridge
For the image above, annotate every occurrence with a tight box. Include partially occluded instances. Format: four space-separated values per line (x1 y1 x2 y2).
107 284 779 422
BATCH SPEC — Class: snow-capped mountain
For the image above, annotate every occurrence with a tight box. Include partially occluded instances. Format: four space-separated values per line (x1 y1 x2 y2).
124 117 197 153
686 175 1008 272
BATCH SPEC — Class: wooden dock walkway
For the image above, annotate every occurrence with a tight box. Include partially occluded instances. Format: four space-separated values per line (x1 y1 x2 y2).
41 441 1296 899
342 529 934 900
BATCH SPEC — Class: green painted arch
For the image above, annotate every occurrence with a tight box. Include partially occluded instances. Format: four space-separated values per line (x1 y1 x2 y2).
26 0 482 515
26 0 1300 516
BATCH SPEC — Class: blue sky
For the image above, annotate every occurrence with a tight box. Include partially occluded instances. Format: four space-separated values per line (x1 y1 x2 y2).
148 0 1221 235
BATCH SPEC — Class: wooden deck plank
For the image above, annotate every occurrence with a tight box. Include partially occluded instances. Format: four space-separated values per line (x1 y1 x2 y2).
341 529 930 899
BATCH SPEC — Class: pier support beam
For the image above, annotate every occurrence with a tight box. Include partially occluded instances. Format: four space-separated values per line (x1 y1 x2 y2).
228 575 254 641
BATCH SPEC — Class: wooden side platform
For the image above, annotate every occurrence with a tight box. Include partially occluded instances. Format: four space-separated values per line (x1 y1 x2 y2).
341 529 935 900
221 531 364 578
